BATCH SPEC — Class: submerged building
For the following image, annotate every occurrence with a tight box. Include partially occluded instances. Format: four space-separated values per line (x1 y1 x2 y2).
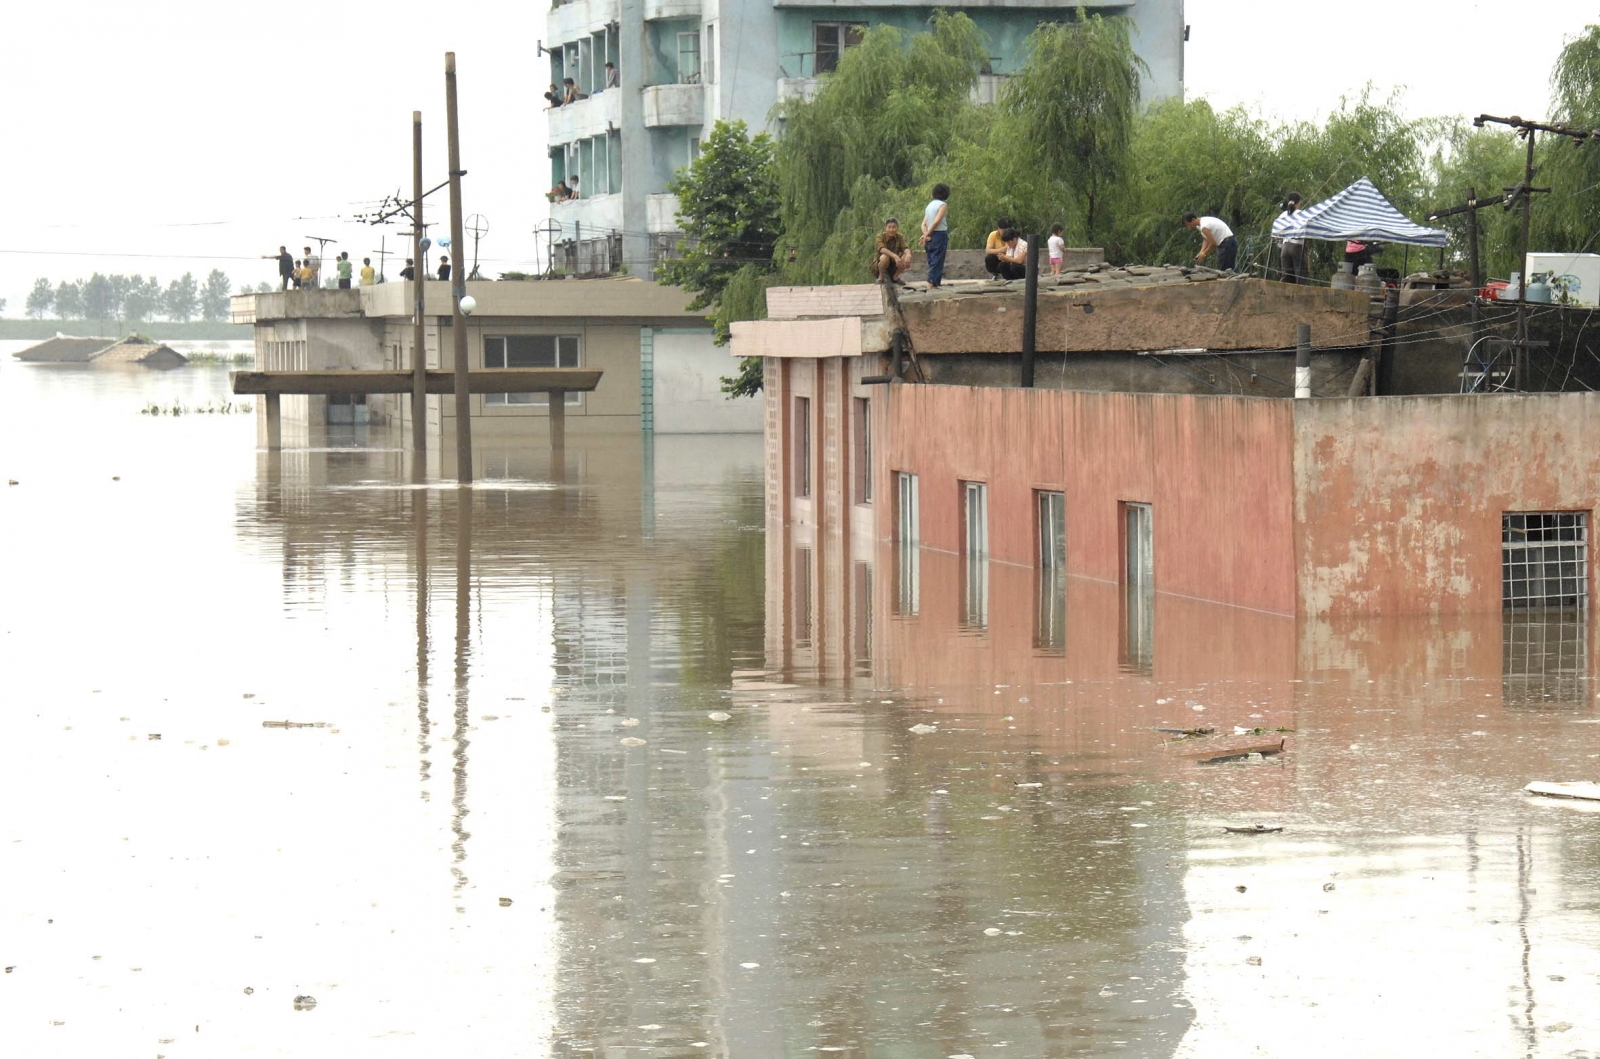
229 279 760 449
542 0 1187 273
735 275 1600 618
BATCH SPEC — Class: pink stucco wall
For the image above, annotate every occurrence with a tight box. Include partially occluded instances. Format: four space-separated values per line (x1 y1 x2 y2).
877 384 1299 615
1294 393 1600 616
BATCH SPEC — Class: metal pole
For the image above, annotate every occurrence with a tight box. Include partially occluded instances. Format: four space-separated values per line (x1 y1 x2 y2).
411 111 427 457
1515 133 1536 392
1294 323 1311 398
445 52 473 483
1020 233 1040 388
1466 186 1481 291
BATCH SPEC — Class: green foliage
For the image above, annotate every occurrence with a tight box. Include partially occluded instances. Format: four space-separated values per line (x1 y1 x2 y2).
200 270 233 322
164 272 200 322
25 278 53 319
657 119 781 342
1423 125 1525 280
123 276 161 324
53 281 82 319
1539 25 1600 255
996 14 1144 242
775 13 984 277
81 274 113 323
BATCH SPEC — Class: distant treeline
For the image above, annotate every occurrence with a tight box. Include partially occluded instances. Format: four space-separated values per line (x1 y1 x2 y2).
0 318 248 341
24 270 237 325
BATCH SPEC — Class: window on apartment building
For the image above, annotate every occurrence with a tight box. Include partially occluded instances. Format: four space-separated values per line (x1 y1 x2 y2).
814 22 866 74
896 471 918 543
1038 490 1066 568
1123 501 1153 588
793 396 811 497
1503 511 1589 610
894 537 920 616
1035 567 1066 652
608 130 622 193
704 23 717 82
678 32 701 83
963 481 988 558
853 397 872 505
687 136 701 168
484 335 581 406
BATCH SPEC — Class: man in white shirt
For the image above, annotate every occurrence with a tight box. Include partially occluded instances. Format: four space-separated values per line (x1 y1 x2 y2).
1183 213 1237 272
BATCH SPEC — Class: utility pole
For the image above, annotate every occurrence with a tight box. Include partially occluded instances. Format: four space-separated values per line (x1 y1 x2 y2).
445 52 473 483
412 110 427 457
1471 113 1594 390
466 214 489 279
1020 233 1040 388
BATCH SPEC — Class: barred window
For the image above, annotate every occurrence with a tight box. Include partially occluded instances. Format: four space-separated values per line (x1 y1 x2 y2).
1503 512 1588 610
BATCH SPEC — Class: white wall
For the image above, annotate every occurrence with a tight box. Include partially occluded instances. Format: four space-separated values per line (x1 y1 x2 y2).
651 328 761 433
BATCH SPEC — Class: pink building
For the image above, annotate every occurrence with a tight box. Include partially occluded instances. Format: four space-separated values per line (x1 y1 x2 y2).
737 280 1600 618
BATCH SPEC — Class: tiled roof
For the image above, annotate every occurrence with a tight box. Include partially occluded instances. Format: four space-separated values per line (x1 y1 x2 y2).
12 336 117 362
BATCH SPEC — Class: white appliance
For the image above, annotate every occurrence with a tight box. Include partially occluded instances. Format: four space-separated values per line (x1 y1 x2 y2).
1524 252 1600 306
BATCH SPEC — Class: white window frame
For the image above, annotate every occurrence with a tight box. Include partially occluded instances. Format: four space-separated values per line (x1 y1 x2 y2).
963 480 988 558
703 23 717 83
1123 501 1153 588
895 471 918 543
1038 490 1066 569
483 334 582 407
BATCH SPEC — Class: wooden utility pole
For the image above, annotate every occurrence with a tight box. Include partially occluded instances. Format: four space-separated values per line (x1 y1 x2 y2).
445 52 473 483
1020 233 1040 388
412 111 427 456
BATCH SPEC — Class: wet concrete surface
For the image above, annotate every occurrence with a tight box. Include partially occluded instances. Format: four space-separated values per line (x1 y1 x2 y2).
1 349 1598 1057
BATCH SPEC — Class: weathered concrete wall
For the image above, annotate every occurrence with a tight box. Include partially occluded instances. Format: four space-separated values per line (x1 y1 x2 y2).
898 279 1373 354
878 384 1298 614
1293 393 1600 616
922 349 1365 398
650 328 761 433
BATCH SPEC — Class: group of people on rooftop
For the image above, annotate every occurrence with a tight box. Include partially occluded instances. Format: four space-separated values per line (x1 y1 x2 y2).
263 246 376 291
869 182 1317 291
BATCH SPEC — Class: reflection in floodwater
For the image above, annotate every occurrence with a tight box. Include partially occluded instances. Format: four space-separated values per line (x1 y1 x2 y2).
3 358 1600 1057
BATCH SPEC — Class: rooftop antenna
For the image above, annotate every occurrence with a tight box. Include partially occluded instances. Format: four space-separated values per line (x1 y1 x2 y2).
373 234 389 283
534 219 562 279
466 213 490 279
305 235 338 287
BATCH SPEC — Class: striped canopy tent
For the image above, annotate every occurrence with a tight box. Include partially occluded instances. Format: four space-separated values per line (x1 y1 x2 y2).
1272 177 1448 247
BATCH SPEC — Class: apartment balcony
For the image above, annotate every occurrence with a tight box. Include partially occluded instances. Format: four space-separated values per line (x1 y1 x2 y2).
646 194 682 234
642 83 704 128
548 0 619 43
643 0 700 19
547 88 621 146
549 193 624 240
777 72 1009 105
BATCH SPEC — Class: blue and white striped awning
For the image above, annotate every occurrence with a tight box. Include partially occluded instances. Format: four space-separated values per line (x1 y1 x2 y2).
1272 177 1448 247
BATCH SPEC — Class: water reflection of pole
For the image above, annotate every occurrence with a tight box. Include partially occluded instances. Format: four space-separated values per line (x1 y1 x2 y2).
1516 827 1536 1056
450 489 473 906
414 484 433 799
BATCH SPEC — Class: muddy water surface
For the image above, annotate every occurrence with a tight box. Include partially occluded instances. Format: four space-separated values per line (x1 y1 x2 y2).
2 349 1598 1058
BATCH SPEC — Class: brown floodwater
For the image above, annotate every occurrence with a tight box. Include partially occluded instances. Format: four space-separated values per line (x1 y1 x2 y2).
2 349 1598 1058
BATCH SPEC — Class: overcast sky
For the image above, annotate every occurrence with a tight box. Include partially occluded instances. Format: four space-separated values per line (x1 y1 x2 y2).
1 0 1595 311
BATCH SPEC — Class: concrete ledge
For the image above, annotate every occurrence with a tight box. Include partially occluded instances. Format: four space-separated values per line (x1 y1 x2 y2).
232 368 603 395
730 317 864 359
768 284 885 320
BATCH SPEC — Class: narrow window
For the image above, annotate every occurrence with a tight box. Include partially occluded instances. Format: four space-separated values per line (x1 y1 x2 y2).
895 471 918 543
963 481 988 558
1035 567 1066 652
852 560 873 675
703 23 717 83
793 396 811 498
1123 501 1153 588
484 334 581 406
793 545 813 649
1037 490 1066 568
854 397 872 505
813 21 866 74
677 32 701 83
894 538 920 616
1503 511 1589 610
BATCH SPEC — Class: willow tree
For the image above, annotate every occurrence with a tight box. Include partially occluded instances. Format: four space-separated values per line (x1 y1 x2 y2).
998 13 1143 245
1539 25 1600 253
775 12 986 278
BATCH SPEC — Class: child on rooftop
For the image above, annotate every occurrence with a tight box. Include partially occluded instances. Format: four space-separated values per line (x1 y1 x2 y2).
1048 223 1065 276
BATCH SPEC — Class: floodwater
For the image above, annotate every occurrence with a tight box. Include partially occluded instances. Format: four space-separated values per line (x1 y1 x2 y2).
2 344 1599 1058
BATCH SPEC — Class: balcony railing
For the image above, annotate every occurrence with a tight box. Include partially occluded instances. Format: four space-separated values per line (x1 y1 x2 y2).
641 83 704 128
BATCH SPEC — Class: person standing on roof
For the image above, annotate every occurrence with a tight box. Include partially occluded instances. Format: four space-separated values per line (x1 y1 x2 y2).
920 182 950 290
360 257 376 286
263 246 295 290
1276 192 1307 284
1184 212 1237 272
336 252 353 290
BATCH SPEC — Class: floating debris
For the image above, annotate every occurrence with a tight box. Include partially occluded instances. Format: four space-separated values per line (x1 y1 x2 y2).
908 723 938 734
499 897 514 907
1525 781 1600 801
1152 726 1215 738
292 995 317 1011
619 737 647 747
261 720 329 730
619 717 641 727
707 711 732 722
1223 824 1283 835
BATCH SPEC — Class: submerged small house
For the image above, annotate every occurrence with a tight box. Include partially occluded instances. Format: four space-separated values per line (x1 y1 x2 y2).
13 335 187 369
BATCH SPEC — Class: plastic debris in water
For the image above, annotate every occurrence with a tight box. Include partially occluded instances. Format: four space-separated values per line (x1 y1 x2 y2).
707 711 732 722
619 717 641 727
908 723 938 734
620 737 647 747
293 995 317 1011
